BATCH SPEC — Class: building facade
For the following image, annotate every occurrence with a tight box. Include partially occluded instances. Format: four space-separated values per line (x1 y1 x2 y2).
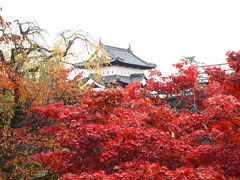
76 43 156 89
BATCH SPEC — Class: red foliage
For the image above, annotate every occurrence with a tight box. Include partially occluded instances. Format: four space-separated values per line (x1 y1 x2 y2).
226 51 240 72
61 161 226 180
206 52 240 99
31 55 240 179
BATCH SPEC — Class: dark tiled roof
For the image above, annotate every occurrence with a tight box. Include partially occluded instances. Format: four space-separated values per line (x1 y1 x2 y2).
76 44 156 69
104 45 156 69
83 73 146 86
104 73 146 84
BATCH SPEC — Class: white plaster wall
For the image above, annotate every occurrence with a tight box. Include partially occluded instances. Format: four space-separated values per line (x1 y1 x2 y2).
89 66 144 76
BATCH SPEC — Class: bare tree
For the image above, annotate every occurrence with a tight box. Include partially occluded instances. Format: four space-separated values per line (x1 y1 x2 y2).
0 18 104 128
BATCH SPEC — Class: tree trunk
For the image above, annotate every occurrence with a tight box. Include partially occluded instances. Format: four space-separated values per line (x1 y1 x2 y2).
10 86 24 128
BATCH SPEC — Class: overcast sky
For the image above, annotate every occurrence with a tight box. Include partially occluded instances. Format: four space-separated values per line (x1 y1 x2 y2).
1 0 240 74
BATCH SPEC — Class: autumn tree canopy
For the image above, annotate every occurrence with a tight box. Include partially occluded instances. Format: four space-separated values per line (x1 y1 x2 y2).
0 10 240 180
1 54 236 179
0 13 107 129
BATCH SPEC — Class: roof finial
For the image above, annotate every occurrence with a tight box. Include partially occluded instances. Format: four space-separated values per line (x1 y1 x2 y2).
128 43 132 52
99 38 102 45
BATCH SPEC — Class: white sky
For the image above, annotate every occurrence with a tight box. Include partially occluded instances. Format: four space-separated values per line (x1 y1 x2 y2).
1 0 240 74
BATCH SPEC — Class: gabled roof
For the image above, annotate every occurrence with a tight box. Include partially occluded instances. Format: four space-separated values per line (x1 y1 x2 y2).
76 44 156 69
104 73 146 84
80 78 105 89
104 45 156 69
81 73 146 87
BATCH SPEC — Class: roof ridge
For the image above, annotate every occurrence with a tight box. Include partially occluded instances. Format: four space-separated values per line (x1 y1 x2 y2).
103 43 156 67
198 63 228 67
102 44 129 52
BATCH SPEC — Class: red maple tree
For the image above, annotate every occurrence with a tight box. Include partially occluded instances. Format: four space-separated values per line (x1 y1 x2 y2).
30 55 240 179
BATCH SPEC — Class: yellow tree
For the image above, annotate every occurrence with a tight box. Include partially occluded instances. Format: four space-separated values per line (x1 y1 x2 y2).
0 14 107 128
